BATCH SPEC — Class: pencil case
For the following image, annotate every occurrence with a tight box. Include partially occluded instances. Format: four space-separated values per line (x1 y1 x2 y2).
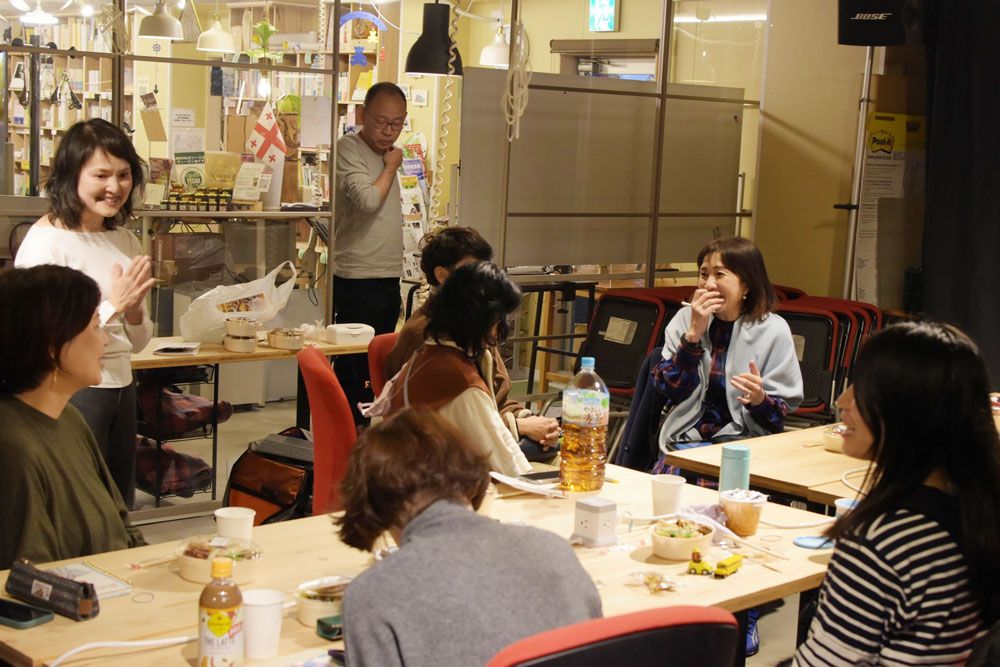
4 559 100 621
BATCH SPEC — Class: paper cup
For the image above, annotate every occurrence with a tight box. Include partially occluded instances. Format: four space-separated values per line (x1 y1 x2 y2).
215 507 255 541
835 498 860 518
720 489 768 536
651 475 685 516
242 589 285 659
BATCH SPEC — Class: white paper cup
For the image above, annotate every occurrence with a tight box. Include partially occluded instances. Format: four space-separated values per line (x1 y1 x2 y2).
242 589 285 659
215 507 255 542
651 475 685 516
835 498 860 518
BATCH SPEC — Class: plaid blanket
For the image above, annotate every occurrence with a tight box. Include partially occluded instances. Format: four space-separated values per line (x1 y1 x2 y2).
135 437 213 498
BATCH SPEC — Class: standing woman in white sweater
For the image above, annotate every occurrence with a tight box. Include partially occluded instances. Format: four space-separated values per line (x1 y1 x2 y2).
16 119 155 508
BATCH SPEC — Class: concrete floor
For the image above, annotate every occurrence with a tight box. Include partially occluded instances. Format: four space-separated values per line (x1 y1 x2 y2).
138 399 802 664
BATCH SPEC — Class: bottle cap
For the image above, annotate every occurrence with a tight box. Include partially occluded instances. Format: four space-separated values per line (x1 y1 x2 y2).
581 356 595 369
210 557 233 579
721 443 750 460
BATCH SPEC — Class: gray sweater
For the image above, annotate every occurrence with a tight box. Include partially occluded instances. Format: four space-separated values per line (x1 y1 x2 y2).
343 500 603 667
658 307 804 448
333 132 403 279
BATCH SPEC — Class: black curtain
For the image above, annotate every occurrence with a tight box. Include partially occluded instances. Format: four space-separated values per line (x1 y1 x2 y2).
922 0 1000 388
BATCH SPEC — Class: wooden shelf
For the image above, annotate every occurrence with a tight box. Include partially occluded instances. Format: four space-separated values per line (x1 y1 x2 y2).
136 209 332 219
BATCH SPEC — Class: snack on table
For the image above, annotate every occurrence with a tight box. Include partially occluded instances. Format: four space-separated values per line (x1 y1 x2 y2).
720 489 769 537
296 575 353 627
823 423 848 452
176 535 263 584
650 518 715 560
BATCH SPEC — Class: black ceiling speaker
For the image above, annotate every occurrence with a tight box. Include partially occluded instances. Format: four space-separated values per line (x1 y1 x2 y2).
838 0 924 45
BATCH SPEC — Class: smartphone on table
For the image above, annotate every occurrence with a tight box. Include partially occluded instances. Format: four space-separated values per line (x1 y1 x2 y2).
519 469 560 483
0 598 54 629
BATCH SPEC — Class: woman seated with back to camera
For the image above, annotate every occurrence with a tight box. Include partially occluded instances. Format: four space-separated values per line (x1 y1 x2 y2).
0 265 145 569
338 407 602 667
651 237 802 470
794 322 1000 666
385 261 532 477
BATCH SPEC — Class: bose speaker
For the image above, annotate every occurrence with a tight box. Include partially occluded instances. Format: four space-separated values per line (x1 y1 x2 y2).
838 0 924 45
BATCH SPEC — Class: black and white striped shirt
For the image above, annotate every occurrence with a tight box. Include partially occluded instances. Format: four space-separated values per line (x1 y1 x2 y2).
795 489 986 666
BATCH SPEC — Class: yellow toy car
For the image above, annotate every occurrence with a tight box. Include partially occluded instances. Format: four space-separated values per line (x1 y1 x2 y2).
713 554 744 578
687 548 715 576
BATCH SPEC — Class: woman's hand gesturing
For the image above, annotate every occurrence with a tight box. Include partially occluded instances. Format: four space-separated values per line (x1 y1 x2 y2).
732 360 767 407
109 255 155 325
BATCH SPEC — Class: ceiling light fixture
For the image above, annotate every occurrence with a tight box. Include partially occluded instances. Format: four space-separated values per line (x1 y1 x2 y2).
21 0 58 26
138 0 183 40
405 1 462 76
197 16 235 52
479 23 508 68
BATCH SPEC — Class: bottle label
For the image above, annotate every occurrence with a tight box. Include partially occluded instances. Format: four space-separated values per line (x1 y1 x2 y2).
563 389 609 426
199 605 244 665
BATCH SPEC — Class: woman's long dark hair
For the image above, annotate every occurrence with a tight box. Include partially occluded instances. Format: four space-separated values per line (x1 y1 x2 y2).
45 119 146 230
425 261 521 360
827 321 1000 617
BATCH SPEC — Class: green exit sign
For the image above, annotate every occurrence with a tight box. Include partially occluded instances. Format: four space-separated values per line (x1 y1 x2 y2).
589 0 620 32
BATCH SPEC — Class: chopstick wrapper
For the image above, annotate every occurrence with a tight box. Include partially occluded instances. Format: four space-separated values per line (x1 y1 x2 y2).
5 559 100 620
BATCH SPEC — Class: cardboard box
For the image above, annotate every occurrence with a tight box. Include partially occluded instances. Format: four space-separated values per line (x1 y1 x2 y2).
225 114 259 154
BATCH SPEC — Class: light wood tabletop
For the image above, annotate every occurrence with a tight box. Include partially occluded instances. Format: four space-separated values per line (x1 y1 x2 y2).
659 426 863 503
0 465 832 667
131 336 369 370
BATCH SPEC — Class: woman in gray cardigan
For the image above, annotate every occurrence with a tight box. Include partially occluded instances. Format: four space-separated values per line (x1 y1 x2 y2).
650 237 803 470
336 407 602 667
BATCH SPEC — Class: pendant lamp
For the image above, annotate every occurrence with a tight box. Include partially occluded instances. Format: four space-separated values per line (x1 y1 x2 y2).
478 23 508 68
405 1 462 76
138 0 183 40
21 1 57 25
197 17 235 53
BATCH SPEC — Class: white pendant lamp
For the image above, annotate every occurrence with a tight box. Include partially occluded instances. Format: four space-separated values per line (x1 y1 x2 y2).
138 0 183 40
197 17 235 53
479 24 508 69
21 1 58 26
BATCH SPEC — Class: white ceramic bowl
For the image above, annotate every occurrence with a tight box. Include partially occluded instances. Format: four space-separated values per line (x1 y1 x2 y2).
175 535 262 585
295 576 351 627
225 317 259 337
223 334 257 353
650 519 715 561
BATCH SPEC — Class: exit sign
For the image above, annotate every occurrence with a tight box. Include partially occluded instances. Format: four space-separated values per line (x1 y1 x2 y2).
589 0 620 32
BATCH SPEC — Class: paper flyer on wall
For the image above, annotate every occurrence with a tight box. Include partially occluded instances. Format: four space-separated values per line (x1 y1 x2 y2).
853 112 925 304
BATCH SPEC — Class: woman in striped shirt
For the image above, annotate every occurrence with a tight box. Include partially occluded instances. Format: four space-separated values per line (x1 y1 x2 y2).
795 321 1000 666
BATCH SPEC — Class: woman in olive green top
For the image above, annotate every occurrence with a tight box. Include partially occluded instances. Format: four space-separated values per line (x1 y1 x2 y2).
0 265 145 569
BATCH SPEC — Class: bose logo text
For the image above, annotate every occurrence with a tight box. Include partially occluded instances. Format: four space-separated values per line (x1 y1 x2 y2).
851 13 892 20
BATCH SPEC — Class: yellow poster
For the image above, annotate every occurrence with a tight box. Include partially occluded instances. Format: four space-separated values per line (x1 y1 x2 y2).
854 112 926 305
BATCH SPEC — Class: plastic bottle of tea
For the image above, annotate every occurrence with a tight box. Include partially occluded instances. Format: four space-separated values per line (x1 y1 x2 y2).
198 557 244 667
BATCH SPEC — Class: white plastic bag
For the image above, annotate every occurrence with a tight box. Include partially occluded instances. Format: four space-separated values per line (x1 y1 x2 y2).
180 261 297 343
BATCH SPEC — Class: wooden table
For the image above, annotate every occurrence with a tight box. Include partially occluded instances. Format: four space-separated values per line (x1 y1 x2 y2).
0 465 832 666
659 426 865 509
131 336 368 371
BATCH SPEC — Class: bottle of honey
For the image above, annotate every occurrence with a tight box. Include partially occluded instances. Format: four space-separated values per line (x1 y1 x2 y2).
198 557 244 667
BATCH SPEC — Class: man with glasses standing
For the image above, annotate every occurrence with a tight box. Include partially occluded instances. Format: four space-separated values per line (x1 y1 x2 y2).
334 82 407 425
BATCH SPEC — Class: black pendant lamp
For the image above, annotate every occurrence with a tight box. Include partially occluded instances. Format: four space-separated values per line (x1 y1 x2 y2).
405 2 463 76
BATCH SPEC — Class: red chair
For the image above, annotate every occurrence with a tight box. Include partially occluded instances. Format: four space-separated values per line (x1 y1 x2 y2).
296 348 357 514
367 332 399 396
486 606 738 667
